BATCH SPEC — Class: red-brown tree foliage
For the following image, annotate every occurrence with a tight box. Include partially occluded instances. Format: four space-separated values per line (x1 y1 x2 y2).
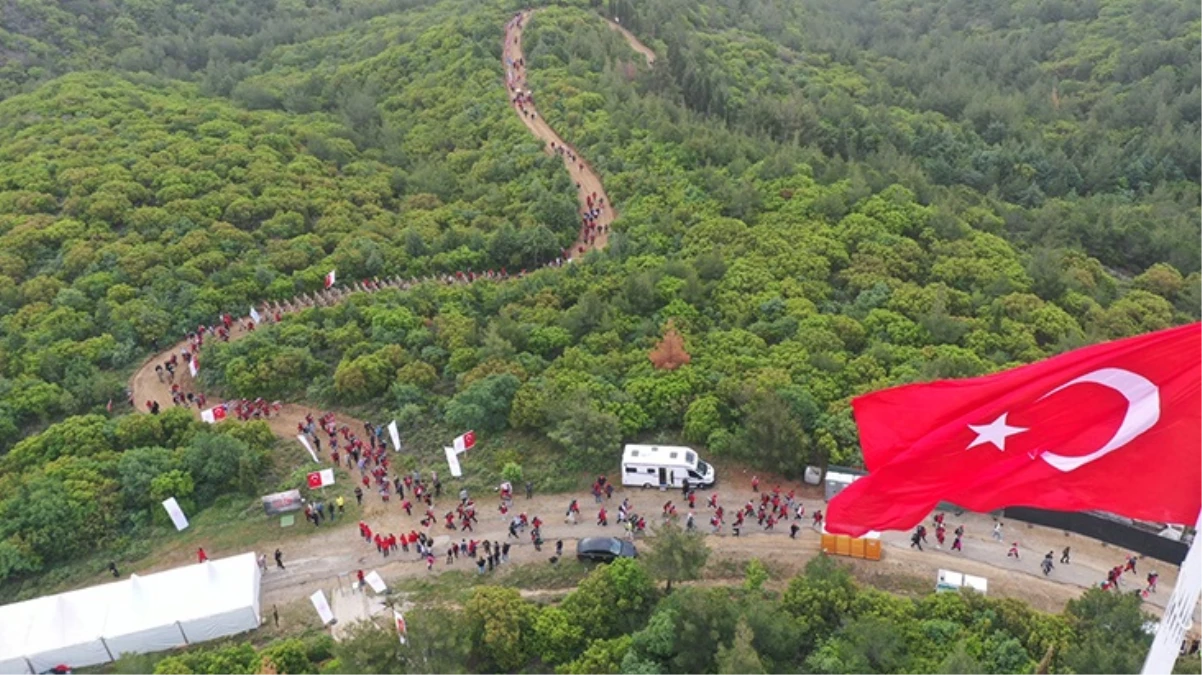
649 321 691 370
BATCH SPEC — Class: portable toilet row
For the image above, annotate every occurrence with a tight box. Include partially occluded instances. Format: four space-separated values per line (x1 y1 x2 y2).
820 528 882 561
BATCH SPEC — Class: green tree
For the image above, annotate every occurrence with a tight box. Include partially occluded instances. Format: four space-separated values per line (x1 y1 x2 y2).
558 635 632 675
464 586 538 672
444 374 521 433
641 521 710 592
560 557 657 639
545 396 622 471
717 618 766 674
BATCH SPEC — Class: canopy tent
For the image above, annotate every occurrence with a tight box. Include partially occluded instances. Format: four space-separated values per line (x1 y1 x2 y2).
102 573 189 658
175 554 262 643
0 598 40 674
0 553 261 671
24 584 121 673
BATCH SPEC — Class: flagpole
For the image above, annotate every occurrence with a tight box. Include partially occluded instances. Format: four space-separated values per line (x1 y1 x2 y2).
1142 510 1202 674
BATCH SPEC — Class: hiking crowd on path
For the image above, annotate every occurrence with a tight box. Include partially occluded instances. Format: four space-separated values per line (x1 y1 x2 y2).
506 10 607 259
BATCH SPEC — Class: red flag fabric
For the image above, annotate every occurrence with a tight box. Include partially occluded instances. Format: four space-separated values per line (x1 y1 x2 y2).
463 430 476 450
307 472 323 490
826 323 1201 537
325 269 336 289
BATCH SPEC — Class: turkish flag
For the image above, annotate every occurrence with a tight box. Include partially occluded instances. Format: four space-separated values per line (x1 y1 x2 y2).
212 406 227 421
325 269 336 289
307 471 323 489
826 323 1201 537
463 430 475 450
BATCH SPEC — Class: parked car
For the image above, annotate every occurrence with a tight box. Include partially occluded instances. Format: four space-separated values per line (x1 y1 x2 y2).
576 537 637 563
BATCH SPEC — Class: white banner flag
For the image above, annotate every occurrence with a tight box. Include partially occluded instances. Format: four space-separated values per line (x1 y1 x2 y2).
249 307 262 324
325 269 337 289
297 435 319 463
188 356 198 378
364 570 387 593
444 446 463 478
161 497 189 531
200 405 227 424
388 420 401 451
310 590 335 625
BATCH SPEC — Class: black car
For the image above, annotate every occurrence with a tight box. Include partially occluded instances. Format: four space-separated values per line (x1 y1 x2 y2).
576 537 638 563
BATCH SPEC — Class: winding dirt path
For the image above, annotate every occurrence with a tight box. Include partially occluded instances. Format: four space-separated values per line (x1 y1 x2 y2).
122 11 1194 630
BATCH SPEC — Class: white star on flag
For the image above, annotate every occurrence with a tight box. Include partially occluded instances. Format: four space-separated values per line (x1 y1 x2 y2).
967 412 1027 452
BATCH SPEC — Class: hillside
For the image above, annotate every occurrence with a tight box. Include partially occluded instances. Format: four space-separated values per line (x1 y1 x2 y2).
0 0 1197 673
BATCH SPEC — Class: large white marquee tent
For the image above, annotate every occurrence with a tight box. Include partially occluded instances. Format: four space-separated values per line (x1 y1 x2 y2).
0 553 261 673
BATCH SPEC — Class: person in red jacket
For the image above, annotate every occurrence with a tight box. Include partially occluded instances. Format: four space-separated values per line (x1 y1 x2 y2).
197 547 208 563
597 507 608 526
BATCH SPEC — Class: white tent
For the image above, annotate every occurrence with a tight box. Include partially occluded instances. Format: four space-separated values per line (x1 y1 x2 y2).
102 573 188 658
24 584 120 673
175 554 262 643
0 598 37 674
0 553 261 671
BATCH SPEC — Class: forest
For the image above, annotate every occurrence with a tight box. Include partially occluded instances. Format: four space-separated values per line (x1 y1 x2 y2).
103 554 1202 674
0 0 1198 670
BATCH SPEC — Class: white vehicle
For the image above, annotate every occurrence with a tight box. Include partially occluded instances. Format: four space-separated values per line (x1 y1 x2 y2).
621 444 715 489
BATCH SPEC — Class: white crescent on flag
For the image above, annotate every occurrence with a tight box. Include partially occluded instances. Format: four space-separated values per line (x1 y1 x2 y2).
1037 368 1160 472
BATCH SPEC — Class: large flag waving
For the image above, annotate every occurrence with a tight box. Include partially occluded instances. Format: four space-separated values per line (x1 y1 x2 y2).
325 269 337 289
826 323 1201 537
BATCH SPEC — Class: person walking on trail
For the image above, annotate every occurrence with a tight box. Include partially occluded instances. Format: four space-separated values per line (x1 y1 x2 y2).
1041 551 1055 576
951 534 963 552
751 475 759 493
910 530 923 551
1147 571 1159 593
525 481 534 500
197 547 208 563
1060 546 1071 564
992 522 1003 541
257 554 268 573
356 569 366 591
597 507 608 526
1007 542 1020 559
354 486 363 505
274 548 285 570
108 561 120 578
1124 555 1138 575
686 511 696 531
812 510 823 530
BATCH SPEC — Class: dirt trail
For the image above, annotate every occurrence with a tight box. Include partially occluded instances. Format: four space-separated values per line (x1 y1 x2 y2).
605 17 656 65
504 10 625 254
126 11 1195 629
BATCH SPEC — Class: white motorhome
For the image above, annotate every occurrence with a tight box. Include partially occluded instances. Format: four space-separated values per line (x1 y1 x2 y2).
621 444 715 489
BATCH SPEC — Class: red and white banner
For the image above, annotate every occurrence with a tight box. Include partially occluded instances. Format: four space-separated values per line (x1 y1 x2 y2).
306 469 335 489
325 269 337 289
453 430 476 454
394 609 407 644
188 356 199 378
200 406 227 424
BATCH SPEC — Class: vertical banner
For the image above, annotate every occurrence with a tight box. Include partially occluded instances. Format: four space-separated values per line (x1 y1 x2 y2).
394 609 407 644
310 590 335 625
297 435 320 463
161 497 190 531
249 307 262 324
364 570 387 593
188 356 199 378
388 420 401 452
325 270 337 289
444 446 463 478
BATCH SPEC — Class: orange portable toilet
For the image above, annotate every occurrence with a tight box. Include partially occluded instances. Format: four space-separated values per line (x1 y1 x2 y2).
865 538 882 561
821 534 837 554
850 537 866 559
835 535 852 557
